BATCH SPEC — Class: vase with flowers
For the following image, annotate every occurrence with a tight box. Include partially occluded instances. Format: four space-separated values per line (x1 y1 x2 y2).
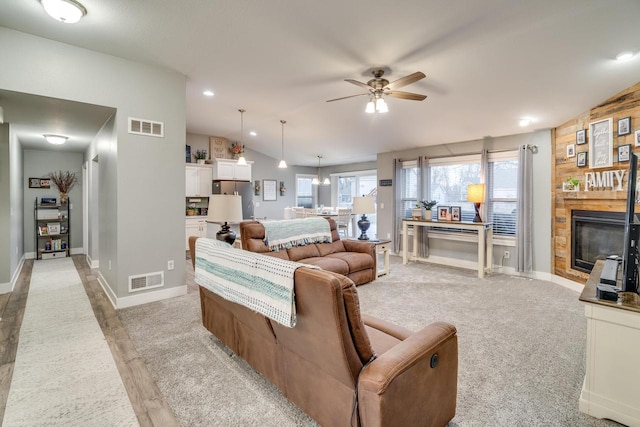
193 149 207 164
48 170 78 204
230 142 245 160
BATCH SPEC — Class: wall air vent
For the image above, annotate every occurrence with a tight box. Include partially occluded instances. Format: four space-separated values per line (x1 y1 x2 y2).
128 271 164 292
128 117 164 138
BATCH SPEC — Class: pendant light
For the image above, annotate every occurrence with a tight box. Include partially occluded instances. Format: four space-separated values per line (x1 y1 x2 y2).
312 155 331 185
236 109 247 166
278 120 287 168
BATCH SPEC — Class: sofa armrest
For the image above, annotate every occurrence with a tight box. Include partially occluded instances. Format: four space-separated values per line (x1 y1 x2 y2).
361 314 413 341
357 322 458 427
342 239 376 258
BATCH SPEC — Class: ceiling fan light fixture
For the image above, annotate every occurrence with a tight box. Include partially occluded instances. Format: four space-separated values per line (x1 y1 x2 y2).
278 120 288 169
365 99 375 114
40 0 87 23
616 51 635 61
44 134 68 145
376 97 389 113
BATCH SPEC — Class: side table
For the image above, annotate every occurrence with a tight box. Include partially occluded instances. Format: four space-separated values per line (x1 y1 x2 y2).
348 238 391 277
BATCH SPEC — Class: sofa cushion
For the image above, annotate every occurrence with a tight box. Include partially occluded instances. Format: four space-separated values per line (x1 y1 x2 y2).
316 239 346 256
326 252 375 273
287 244 321 261
298 257 350 276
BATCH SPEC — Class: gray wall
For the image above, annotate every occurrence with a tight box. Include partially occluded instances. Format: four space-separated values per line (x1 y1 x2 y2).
23 150 84 254
0 123 9 284
376 130 552 274
10 126 24 284
1 27 186 302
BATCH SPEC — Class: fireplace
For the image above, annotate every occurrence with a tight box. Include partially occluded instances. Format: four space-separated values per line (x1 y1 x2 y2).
571 210 624 273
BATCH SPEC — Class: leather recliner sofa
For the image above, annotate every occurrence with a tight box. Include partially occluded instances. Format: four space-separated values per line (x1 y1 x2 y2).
190 236 458 427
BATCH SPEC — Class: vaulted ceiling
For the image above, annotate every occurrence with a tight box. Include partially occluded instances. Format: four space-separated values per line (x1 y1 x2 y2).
1 0 639 165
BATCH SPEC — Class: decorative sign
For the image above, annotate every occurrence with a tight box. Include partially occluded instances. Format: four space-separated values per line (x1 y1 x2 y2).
379 179 392 186
29 178 51 188
583 169 625 191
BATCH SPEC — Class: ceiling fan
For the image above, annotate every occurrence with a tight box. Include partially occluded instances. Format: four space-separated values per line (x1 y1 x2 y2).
326 69 427 113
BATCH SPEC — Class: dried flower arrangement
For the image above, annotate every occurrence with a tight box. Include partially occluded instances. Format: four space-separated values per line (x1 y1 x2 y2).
48 170 78 194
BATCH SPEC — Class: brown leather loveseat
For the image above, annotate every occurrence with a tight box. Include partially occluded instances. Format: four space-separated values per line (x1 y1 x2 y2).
240 218 377 285
190 236 458 427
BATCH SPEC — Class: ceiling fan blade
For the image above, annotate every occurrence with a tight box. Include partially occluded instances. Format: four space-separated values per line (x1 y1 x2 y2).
326 93 370 102
385 72 426 90
345 79 374 91
385 91 427 101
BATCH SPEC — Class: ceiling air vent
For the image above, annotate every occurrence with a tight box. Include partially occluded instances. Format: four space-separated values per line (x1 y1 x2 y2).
128 117 164 138
128 271 164 293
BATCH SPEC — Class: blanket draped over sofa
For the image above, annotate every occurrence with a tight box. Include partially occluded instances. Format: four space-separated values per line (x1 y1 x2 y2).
262 217 332 251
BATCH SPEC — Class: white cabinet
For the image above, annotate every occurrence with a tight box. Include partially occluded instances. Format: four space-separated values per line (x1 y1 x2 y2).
212 159 252 181
185 165 213 196
185 218 207 249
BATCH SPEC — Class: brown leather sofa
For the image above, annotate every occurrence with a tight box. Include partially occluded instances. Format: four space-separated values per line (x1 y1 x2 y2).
240 218 377 285
190 236 458 427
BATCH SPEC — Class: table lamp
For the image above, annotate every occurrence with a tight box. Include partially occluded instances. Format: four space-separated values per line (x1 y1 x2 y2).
467 184 485 223
207 194 243 245
352 196 376 240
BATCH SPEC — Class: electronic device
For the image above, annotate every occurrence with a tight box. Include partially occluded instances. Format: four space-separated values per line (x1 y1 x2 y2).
621 153 640 294
600 255 621 286
596 283 619 301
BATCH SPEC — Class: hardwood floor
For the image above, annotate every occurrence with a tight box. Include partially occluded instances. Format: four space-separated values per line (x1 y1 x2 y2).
0 256 180 426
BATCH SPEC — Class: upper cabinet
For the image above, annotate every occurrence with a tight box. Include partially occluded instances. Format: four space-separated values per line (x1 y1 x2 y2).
212 159 252 181
185 164 213 196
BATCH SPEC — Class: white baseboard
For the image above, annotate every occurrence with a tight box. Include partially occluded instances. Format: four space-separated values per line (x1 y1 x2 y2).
70 247 83 255
25 252 35 260
86 253 99 269
96 270 187 309
0 255 25 295
96 270 117 308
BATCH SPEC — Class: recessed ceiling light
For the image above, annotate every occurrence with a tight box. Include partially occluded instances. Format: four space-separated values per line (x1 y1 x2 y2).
40 0 87 23
519 118 532 127
203 90 214 97
44 134 68 145
616 51 635 62
249 131 257 136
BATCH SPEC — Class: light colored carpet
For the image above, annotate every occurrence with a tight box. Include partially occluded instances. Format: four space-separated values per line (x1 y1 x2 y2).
119 256 621 427
4 258 137 427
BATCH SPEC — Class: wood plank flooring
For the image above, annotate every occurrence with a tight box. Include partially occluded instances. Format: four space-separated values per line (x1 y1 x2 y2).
0 256 179 426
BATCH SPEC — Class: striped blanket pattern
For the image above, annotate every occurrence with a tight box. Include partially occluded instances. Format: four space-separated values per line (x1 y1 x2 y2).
194 238 318 328
262 217 332 251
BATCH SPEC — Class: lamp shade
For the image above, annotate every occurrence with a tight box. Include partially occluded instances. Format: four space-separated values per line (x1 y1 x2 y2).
207 195 243 223
352 196 375 215
467 184 486 203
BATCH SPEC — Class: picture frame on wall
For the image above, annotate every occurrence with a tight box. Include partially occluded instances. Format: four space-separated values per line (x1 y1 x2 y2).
577 151 587 167
635 130 640 147
618 117 631 136
450 206 461 221
618 144 631 162
576 129 586 145
589 117 613 169
263 179 277 201
438 206 450 221
209 136 229 159
567 144 575 158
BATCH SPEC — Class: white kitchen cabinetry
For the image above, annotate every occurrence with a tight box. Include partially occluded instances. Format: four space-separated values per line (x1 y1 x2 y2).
212 159 252 181
185 218 207 249
185 164 213 196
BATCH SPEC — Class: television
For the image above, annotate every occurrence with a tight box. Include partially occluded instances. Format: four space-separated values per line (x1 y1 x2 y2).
621 153 640 294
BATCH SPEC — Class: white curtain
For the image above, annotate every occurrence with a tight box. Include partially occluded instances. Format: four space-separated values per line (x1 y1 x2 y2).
516 144 534 272
393 159 402 253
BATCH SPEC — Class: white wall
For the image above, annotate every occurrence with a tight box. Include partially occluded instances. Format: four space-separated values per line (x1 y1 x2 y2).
0 123 10 285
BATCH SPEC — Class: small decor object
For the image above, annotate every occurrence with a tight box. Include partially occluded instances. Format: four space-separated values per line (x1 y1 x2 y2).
412 206 423 220
618 144 631 162
576 129 587 145
577 152 588 167
263 179 277 201
589 118 613 169
41 197 57 205
230 142 245 159
185 145 191 163
47 223 60 235
38 225 49 236
438 206 450 221
254 180 261 196
618 116 631 136
635 130 640 147
48 170 78 204
451 206 461 221
279 181 286 196
566 144 575 158
193 149 207 164
563 177 580 192
419 200 437 221
209 136 228 159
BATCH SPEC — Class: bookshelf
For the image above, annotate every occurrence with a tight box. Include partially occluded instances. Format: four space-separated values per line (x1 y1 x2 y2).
34 197 70 260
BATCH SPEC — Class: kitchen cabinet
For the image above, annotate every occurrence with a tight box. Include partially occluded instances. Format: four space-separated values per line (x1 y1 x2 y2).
212 159 252 181
185 217 207 249
185 164 213 196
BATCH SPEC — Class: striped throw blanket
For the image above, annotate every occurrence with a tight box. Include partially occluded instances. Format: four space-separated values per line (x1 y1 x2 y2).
262 217 332 251
194 238 318 328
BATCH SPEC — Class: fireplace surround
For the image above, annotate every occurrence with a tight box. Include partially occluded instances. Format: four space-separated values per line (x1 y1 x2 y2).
571 210 624 273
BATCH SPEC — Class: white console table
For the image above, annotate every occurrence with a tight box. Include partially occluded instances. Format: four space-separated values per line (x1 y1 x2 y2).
579 260 640 426
401 219 493 278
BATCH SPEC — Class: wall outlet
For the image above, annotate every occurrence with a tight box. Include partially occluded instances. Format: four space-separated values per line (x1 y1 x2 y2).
504 251 510 259
168 260 174 270
380 203 384 209
387 233 391 239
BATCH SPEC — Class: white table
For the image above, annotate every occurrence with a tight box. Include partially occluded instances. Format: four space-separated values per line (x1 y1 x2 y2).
402 219 493 278
348 238 391 277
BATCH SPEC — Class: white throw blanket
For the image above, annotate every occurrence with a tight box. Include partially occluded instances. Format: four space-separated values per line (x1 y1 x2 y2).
194 238 318 328
262 217 332 251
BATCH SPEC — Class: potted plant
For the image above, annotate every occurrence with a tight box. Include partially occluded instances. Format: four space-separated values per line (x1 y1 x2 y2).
419 200 438 221
186 206 197 216
563 177 579 192
193 149 208 164
48 170 78 204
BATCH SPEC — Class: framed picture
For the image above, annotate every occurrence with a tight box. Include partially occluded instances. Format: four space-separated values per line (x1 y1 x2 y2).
38 225 49 236
576 129 586 145
618 116 631 136
589 117 613 169
29 178 41 188
47 223 60 234
635 130 640 147
450 206 461 221
438 206 450 221
577 151 587 167
618 144 631 162
263 179 277 201
40 179 50 188
567 144 575 158
209 136 228 159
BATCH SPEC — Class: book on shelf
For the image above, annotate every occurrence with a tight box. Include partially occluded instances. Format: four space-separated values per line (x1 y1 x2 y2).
38 225 49 236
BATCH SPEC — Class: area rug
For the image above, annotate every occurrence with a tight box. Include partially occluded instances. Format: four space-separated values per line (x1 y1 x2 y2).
3 258 137 427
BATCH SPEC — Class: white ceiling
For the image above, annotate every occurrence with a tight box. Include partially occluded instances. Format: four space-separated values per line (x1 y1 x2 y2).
1 0 640 166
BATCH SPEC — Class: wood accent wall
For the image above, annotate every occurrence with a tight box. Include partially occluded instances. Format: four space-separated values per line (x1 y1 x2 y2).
553 81 640 283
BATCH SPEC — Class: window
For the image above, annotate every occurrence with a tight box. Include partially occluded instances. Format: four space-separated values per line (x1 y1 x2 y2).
487 152 518 236
429 155 481 222
400 160 418 219
295 174 316 208
334 170 378 238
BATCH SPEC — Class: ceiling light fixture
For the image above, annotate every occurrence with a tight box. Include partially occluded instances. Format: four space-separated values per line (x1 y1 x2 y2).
616 51 635 62
236 109 247 166
365 95 389 114
278 120 287 169
40 0 87 23
44 134 68 145
519 118 532 127
311 155 330 185
203 90 214 97
249 131 257 136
